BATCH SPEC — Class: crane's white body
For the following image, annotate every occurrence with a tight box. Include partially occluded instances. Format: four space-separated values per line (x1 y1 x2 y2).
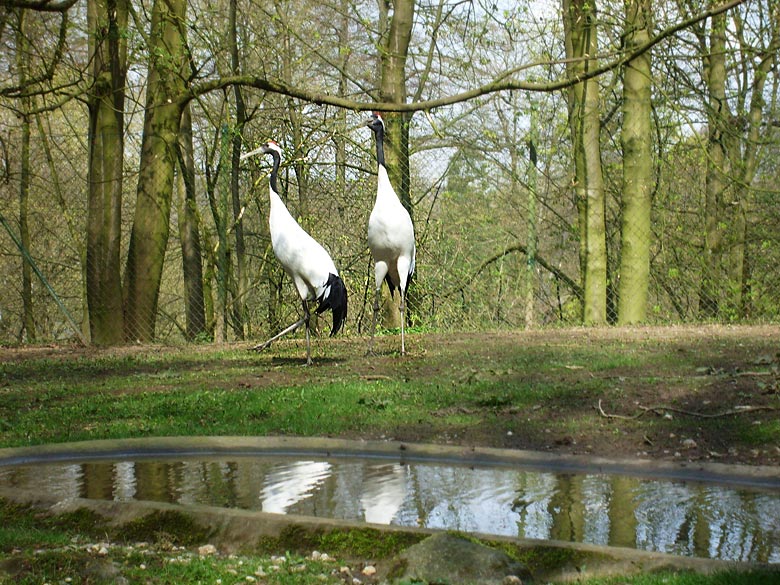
368 165 416 302
366 113 416 355
268 185 339 305
247 141 347 365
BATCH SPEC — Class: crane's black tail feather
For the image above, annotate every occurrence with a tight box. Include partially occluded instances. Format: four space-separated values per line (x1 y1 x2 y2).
384 268 413 299
316 273 348 336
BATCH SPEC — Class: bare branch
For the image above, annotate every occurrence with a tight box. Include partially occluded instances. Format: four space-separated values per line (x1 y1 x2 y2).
597 399 777 420
188 0 747 112
2 0 78 12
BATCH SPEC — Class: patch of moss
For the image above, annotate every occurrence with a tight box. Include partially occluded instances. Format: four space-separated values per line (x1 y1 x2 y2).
1 550 94 584
508 544 589 573
47 508 107 538
385 558 409 582
255 524 423 560
319 527 423 559
0 498 109 550
116 510 212 546
0 499 35 526
255 524 322 555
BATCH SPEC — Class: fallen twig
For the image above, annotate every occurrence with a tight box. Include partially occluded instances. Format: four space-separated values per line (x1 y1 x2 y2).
597 399 777 420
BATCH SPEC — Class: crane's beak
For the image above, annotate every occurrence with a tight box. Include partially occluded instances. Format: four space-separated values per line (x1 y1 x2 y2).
240 145 266 161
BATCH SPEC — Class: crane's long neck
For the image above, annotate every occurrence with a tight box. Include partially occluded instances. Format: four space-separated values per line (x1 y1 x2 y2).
374 125 386 169
269 149 281 195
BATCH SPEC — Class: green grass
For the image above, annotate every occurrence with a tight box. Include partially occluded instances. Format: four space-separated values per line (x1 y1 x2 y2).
0 345 586 447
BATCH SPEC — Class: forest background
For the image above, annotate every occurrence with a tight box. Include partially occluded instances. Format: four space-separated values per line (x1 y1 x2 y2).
0 0 778 346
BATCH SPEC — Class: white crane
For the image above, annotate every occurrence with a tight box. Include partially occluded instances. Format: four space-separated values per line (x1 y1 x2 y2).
365 112 416 355
242 141 347 365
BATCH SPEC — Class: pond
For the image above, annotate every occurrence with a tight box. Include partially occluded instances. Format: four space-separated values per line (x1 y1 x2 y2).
1 449 778 563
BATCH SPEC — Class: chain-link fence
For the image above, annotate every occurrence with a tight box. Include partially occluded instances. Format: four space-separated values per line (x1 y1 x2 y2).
1 117 779 346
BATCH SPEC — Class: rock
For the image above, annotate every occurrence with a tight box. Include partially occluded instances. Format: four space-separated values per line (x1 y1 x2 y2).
198 544 218 556
387 533 531 585
82 559 128 584
362 565 377 576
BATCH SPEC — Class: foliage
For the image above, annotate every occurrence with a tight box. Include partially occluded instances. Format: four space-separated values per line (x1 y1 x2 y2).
0 0 778 344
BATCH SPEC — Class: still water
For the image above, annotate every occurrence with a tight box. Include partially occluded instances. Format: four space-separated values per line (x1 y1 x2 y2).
1 455 778 563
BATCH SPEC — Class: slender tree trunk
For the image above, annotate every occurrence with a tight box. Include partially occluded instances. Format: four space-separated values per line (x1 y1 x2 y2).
214 125 231 342
525 102 539 328
176 104 206 341
617 0 653 324
229 0 247 340
334 0 350 218
699 10 729 319
86 0 127 345
723 13 778 317
123 0 187 341
377 0 415 329
563 0 607 324
20 118 35 342
16 9 36 341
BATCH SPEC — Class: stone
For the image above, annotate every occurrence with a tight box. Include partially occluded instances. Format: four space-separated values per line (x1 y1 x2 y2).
198 544 218 556
387 533 532 585
82 559 128 584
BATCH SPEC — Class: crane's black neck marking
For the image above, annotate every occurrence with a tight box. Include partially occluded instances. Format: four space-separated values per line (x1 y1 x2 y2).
373 121 386 168
268 148 280 194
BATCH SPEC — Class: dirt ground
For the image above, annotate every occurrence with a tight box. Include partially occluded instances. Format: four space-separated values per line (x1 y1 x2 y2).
2 324 779 468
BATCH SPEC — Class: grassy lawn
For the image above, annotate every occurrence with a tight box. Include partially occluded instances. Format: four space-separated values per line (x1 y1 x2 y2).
1 326 778 583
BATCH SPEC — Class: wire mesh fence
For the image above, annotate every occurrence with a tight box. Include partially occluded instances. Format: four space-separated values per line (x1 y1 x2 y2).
1 119 779 347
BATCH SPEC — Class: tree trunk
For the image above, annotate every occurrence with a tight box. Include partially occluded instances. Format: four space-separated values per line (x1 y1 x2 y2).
16 9 36 342
563 0 607 325
86 0 127 345
617 0 653 325
377 0 415 330
699 10 729 319
214 125 231 342
723 11 778 317
176 104 207 341
123 0 187 342
525 101 539 328
334 0 350 218
229 0 247 340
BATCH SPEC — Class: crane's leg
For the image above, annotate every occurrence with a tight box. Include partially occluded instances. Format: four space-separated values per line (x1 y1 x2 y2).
367 287 381 355
400 290 406 356
396 257 411 357
367 261 388 356
251 317 306 352
303 301 312 366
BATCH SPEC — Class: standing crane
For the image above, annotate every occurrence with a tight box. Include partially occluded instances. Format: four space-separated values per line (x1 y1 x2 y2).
365 112 416 355
242 140 347 365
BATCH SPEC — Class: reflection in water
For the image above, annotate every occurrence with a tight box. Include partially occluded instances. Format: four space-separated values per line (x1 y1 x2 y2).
261 461 331 514
0 456 778 563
